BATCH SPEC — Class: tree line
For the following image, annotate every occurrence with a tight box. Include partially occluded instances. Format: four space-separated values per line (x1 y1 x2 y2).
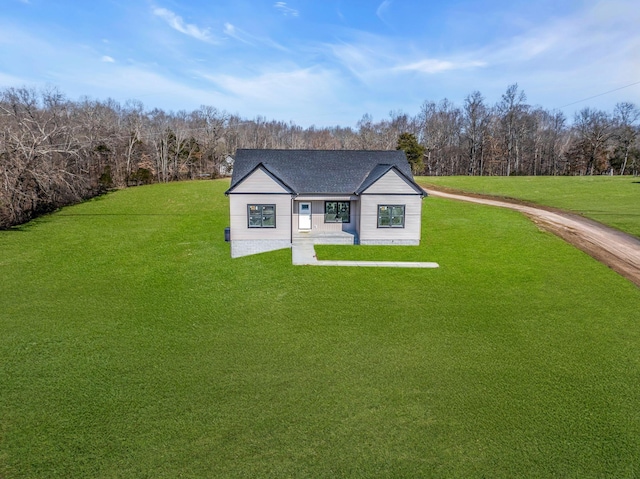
1 84 638 227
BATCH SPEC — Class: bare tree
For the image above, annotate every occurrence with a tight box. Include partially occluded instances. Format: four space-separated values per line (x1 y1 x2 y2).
570 108 614 175
2 83 638 228
496 84 528 175
122 100 145 182
612 102 639 175
462 91 489 175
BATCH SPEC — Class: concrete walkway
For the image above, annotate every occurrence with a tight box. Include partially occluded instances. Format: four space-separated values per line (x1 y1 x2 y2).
291 241 439 268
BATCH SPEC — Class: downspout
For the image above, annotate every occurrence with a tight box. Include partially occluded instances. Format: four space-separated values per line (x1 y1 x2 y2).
354 191 360 245
291 194 297 245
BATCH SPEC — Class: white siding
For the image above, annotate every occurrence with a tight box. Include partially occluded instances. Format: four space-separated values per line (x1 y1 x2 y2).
229 194 292 241
362 169 421 195
359 194 422 243
291 199 358 239
231 167 289 193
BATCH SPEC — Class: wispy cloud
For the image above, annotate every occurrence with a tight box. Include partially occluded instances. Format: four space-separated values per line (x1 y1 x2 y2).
328 36 485 87
197 66 338 108
395 58 486 73
327 42 380 84
223 22 289 51
274 2 299 17
376 0 392 21
472 1 639 78
153 7 217 43
2 0 639 126
223 23 252 45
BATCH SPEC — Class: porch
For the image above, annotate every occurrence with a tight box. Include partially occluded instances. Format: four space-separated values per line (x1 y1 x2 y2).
292 229 358 245
292 197 359 244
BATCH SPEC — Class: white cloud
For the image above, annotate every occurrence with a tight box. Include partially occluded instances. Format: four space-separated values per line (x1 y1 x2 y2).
395 58 486 74
475 1 638 68
153 7 217 43
223 22 289 51
376 0 392 21
326 40 382 82
197 66 339 109
223 23 253 46
327 35 486 92
274 2 299 17
56 63 231 113
324 0 640 109
415 0 640 111
3 0 639 126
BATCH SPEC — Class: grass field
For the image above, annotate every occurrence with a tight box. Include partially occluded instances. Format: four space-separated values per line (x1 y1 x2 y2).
1 180 640 478
417 175 640 238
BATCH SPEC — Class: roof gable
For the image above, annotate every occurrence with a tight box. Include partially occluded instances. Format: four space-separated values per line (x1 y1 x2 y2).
357 166 425 196
229 149 417 195
225 163 294 194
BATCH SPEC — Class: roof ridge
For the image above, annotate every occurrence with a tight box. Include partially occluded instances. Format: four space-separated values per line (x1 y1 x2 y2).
230 149 414 195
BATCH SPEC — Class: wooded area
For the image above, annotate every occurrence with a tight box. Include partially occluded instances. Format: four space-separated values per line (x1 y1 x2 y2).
1 84 638 228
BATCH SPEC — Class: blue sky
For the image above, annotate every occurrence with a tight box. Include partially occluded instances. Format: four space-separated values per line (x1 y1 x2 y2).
1 0 639 127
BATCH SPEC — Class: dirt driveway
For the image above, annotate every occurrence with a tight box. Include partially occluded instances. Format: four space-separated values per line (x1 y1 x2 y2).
426 188 640 288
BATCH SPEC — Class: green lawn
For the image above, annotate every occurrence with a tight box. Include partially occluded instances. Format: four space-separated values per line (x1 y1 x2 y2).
417 175 640 238
1 180 639 478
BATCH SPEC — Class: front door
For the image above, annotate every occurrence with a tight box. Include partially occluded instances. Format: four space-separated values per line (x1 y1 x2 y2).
298 202 311 230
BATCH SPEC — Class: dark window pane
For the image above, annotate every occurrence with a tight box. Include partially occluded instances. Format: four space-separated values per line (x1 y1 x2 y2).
262 215 275 227
337 202 350 222
325 201 349 223
378 205 404 228
248 204 276 228
391 215 404 226
378 205 391 227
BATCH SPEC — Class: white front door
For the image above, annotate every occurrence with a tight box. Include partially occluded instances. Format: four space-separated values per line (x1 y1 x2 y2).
298 202 311 230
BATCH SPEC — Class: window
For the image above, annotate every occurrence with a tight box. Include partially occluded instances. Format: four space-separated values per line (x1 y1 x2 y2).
325 201 350 223
378 205 405 228
248 204 276 228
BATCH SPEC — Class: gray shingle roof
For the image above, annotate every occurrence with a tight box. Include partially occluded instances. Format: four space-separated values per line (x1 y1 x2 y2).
228 149 422 195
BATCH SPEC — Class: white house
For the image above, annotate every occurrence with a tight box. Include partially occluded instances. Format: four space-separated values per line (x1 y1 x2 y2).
225 149 426 258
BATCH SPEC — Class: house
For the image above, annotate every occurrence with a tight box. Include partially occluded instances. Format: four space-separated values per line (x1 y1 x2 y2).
225 149 426 258
217 155 234 177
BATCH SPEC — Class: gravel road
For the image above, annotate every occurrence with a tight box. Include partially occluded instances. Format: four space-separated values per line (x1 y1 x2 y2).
426 188 640 288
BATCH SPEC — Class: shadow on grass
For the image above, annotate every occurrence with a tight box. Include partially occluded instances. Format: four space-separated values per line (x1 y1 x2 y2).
2 217 55 232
